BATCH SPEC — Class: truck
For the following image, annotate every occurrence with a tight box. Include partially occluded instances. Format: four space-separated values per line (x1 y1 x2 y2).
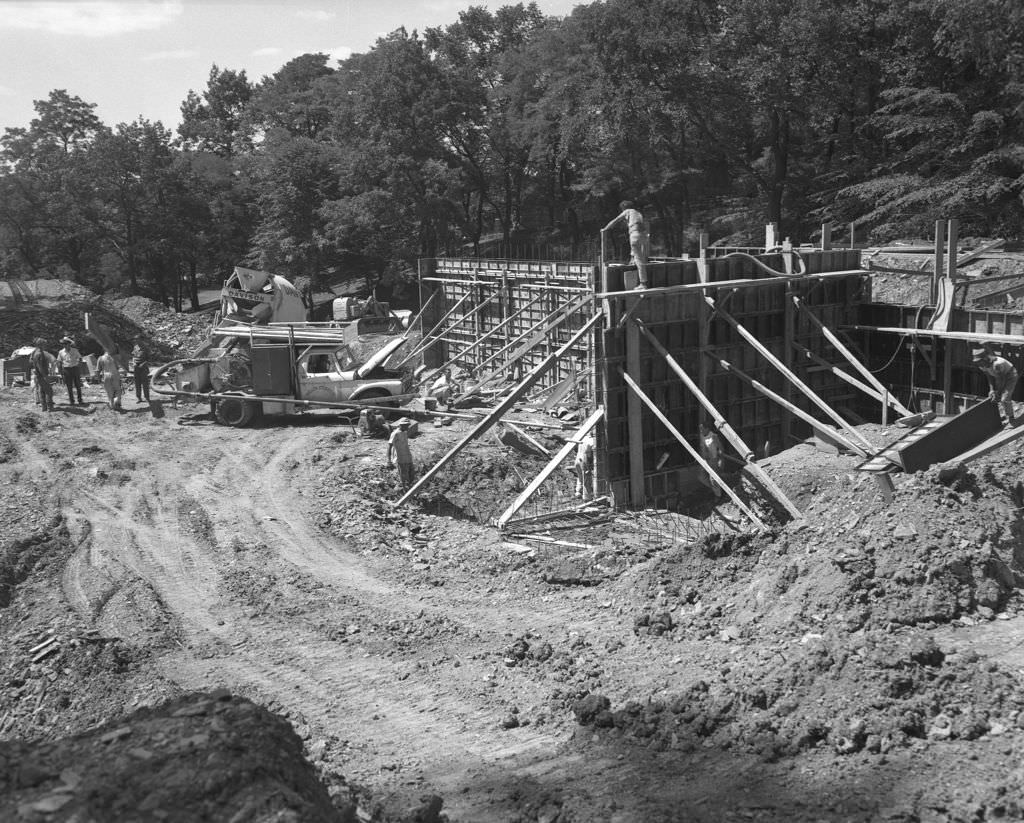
154 334 413 427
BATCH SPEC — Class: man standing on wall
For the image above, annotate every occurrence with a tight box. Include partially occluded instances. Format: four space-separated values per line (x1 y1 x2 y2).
973 347 1018 425
603 201 650 289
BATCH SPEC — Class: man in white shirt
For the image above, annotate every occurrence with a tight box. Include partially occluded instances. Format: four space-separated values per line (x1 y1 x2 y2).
56 337 84 405
387 418 415 489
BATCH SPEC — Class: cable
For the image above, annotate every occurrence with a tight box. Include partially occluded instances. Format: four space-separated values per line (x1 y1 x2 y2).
870 334 910 374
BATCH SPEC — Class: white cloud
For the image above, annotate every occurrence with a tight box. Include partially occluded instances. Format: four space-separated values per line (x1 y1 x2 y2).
326 45 352 62
142 48 197 62
252 46 284 58
295 10 335 22
0 1 183 37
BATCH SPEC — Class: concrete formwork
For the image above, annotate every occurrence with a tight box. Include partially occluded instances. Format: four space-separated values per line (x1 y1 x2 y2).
418 249 868 512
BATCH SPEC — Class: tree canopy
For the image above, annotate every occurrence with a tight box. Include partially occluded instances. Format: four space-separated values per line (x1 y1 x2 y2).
2 0 1022 302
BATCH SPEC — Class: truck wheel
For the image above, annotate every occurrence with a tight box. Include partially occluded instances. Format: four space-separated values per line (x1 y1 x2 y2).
215 397 257 427
355 389 394 418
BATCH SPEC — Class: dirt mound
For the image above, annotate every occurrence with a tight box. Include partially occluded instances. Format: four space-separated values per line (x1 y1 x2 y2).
0 691 348 822
1 292 212 362
575 628 1024 760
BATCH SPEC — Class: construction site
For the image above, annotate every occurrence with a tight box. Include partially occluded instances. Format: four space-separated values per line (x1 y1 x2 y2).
3 221 1024 822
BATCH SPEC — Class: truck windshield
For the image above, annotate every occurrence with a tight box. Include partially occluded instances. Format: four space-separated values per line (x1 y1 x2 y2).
335 347 356 370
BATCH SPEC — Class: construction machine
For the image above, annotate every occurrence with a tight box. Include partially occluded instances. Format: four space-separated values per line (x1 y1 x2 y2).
153 333 413 427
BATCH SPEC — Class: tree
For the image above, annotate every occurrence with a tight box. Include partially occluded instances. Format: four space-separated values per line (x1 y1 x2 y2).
177 65 254 157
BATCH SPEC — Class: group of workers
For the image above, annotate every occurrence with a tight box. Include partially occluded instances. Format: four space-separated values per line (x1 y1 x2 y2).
28 336 151 413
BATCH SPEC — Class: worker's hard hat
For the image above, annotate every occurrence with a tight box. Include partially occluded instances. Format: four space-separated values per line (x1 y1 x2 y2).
971 346 991 361
398 417 412 427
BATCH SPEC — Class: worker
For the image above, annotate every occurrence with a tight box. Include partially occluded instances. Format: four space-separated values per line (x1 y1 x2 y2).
430 368 458 408
358 408 387 437
56 337 84 405
97 347 123 411
387 418 415 489
602 200 650 289
699 422 725 498
30 338 55 412
973 347 1018 425
574 430 596 501
130 341 150 403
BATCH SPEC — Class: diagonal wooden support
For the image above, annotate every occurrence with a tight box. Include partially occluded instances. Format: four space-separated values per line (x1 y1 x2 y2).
633 319 802 522
462 294 592 397
793 296 912 418
707 295 874 452
430 291 546 377
793 342 909 417
395 288 483 367
495 408 604 529
620 369 767 531
710 355 870 458
395 310 601 506
401 288 441 341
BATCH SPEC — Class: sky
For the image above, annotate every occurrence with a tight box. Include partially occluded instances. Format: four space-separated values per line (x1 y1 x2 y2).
0 0 581 134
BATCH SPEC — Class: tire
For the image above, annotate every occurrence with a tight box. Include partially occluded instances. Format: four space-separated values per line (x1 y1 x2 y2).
353 389 395 418
215 396 257 427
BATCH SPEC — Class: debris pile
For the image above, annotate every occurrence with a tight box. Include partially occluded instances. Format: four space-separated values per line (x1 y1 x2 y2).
0 692 351 823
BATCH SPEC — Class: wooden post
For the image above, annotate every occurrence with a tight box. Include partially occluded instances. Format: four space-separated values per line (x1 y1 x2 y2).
943 339 955 414
626 301 646 507
396 312 603 506
699 231 709 258
782 282 795 444
765 223 777 250
882 390 889 427
634 320 803 521
946 218 958 281
821 224 831 251
933 220 945 306
620 370 766 529
707 296 875 451
849 222 856 249
495 409 604 528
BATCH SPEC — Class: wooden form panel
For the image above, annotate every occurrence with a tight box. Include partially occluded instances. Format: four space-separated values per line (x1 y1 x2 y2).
599 251 865 506
418 258 597 392
858 302 1024 410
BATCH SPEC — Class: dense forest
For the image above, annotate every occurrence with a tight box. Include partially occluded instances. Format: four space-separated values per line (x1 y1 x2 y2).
1 0 1022 307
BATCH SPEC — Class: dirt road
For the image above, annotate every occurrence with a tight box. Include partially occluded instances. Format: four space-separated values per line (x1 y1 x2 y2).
4 381 1024 822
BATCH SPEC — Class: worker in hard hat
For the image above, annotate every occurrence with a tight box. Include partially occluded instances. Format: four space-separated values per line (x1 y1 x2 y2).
973 347 1018 425
97 346 123 411
387 418 415 489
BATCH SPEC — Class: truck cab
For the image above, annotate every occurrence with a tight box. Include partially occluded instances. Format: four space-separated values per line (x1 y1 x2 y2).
297 344 405 404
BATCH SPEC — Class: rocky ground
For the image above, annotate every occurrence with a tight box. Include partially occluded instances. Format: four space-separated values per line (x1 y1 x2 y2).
2 367 1024 821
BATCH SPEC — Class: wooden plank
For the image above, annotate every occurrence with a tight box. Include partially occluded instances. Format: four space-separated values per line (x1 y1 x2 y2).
463 295 591 397
594 268 867 300
429 292 545 377
395 289 479 367
794 296 913 417
395 312 603 506
711 356 870 458
956 239 1005 268
620 369 766 530
708 296 875 451
495 409 604 528
633 319 802 522
846 325 1024 345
